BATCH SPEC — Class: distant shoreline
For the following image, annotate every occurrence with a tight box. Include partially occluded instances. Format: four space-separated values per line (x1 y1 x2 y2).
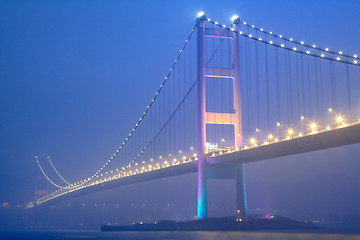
101 215 321 232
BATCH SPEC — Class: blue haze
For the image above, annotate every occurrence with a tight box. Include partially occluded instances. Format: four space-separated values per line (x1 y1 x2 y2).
0 0 359 229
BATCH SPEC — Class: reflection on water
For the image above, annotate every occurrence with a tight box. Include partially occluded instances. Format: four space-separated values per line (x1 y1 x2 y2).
1 230 360 240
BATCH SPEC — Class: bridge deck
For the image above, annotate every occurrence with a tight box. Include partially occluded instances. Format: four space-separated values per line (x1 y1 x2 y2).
208 123 360 165
38 124 360 206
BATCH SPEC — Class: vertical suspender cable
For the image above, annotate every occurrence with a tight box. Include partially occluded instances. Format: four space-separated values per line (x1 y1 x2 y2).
285 49 290 126
265 44 270 132
255 41 260 130
179 51 182 154
155 81 158 163
346 64 352 120
212 34 217 146
189 37 192 153
319 59 324 121
220 32 224 143
288 51 293 125
330 60 337 110
314 58 320 120
301 55 306 117
245 38 251 138
167 68 170 156
306 55 312 119
173 61 176 155
228 34 233 146
295 54 300 120
183 43 186 154
275 46 281 124
163 73 166 159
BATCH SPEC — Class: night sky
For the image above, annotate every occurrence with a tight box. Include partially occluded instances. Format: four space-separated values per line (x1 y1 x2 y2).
0 0 359 223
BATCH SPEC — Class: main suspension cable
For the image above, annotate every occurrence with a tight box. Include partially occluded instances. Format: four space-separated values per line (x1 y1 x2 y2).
48 157 71 185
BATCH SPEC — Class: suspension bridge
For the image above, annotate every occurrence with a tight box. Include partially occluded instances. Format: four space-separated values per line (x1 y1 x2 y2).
30 12 360 222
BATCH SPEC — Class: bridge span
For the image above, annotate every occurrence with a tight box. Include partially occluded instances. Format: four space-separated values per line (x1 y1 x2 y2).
38 123 360 207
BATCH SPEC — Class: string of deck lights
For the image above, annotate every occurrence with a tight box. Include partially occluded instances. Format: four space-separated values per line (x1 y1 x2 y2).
39 117 354 203
36 150 199 204
35 24 199 192
38 117 353 205
36 107 360 205
200 13 359 66
37 140 200 202
245 108 357 148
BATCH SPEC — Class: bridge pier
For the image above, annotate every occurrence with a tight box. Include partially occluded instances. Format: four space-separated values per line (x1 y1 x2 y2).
206 164 247 220
236 164 247 221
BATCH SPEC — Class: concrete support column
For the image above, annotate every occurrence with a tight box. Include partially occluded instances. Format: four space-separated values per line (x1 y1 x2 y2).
231 18 242 150
236 164 247 221
196 13 207 220
231 15 247 221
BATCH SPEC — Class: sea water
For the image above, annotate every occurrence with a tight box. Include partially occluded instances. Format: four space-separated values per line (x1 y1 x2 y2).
1 230 360 240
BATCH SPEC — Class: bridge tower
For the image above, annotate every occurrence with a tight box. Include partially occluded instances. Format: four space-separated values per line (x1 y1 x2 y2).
197 13 247 220
32 157 50 226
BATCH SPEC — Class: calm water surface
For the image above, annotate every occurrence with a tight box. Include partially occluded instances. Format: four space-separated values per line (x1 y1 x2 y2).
1 230 360 240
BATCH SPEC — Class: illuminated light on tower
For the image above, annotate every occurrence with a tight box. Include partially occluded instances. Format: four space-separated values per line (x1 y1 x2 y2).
197 12 205 18
231 15 239 22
